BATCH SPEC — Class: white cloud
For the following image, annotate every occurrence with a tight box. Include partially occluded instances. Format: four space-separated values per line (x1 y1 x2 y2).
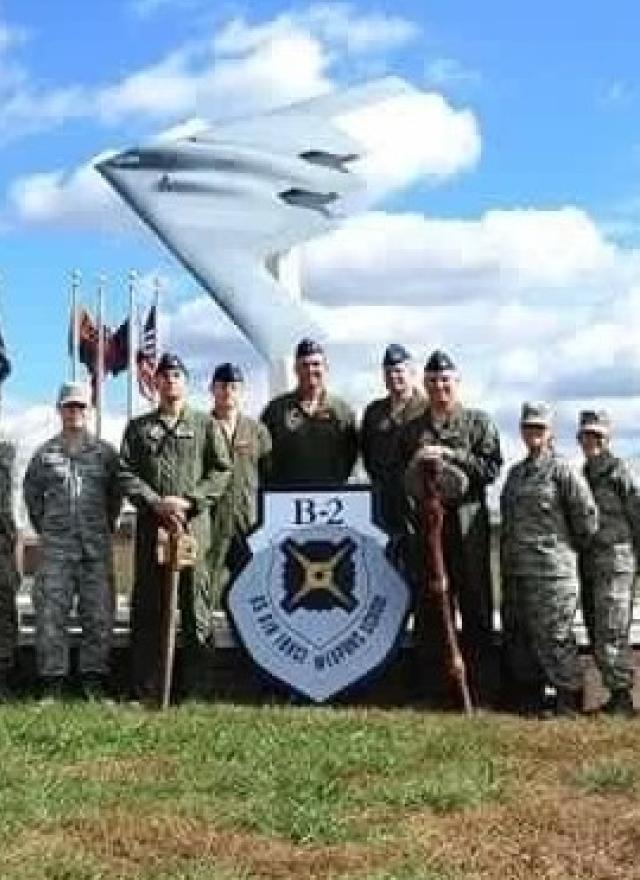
5 158 128 230
215 5 419 57
339 91 480 192
302 207 616 305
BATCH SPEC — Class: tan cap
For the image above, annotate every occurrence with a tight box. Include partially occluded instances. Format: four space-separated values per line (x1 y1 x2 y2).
578 409 611 436
57 381 90 408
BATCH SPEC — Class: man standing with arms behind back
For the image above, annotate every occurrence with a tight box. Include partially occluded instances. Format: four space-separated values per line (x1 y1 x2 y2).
23 382 122 701
208 362 271 608
261 338 358 488
400 350 502 704
120 353 231 702
361 344 425 546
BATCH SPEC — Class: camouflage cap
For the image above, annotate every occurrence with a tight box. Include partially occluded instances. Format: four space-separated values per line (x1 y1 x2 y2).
57 381 90 408
578 409 611 436
520 401 553 427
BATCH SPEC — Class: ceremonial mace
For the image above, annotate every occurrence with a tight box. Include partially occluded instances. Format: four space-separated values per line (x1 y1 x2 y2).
422 457 473 713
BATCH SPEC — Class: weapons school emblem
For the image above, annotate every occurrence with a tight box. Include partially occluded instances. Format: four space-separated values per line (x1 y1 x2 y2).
226 490 411 702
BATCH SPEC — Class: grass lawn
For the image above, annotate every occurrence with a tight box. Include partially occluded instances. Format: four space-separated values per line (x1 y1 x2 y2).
1 702 639 879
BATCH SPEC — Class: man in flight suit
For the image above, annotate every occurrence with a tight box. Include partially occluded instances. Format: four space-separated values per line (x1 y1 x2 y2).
120 353 231 701
361 344 425 546
208 362 271 608
261 338 358 487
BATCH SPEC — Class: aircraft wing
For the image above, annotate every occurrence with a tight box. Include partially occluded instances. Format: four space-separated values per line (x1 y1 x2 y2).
97 77 418 360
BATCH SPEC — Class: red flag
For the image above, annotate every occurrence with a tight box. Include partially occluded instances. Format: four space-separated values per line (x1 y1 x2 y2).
105 318 130 377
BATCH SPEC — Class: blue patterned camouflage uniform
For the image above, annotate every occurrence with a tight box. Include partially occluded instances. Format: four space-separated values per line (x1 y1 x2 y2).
580 449 640 694
501 447 598 695
0 442 18 678
23 433 122 679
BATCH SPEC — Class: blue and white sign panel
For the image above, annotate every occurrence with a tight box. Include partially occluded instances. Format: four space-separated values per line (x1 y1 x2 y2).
226 489 411 702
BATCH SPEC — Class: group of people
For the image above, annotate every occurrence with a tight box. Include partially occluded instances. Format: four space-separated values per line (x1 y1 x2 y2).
0 336 636 717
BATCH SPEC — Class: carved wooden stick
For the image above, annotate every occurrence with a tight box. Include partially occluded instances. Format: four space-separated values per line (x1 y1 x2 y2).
422 457 473 714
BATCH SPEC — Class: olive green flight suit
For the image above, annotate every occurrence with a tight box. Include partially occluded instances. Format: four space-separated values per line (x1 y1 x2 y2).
261 390 358 487
361 389 426 538
208 414 271 607
120 405 231 699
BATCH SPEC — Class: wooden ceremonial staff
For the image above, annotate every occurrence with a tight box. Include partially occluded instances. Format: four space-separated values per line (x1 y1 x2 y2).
157 527 197 710
422 456 474 714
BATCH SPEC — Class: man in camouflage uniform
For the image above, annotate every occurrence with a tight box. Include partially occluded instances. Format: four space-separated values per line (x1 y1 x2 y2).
399 350 502 704
578 410 640 716
23 382 123 700
208 362 271 608
120 353 231 701
261 338 358 487
500 403 598 716
361 344 425 545
0 441 18 700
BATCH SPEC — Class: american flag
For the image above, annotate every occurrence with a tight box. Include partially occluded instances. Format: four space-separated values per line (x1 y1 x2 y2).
137 305 158 402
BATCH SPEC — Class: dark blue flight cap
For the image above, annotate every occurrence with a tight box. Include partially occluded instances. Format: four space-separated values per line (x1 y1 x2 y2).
295 337 325 359
212 362 244 384
155 352 189 377
382 343 412 367
424 349 456 373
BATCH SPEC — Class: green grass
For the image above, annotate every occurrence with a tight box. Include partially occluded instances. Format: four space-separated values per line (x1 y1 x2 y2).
572 760 637 795
2 703 640 880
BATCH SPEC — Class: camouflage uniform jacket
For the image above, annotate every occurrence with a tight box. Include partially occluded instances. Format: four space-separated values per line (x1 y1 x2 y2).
23 432 122 557
399 404 502 501
582 451 640 572
261 390 358 487
210 413 272 538
500 450 598 578
361 389 426 532
120 405 231 558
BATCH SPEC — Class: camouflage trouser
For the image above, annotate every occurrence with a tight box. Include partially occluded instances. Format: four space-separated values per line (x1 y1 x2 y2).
33 549 113 678
581 568 634 692
0 553 18 671
510 575 582 692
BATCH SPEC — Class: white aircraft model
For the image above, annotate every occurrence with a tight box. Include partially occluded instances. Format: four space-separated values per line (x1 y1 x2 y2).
97 77 418 361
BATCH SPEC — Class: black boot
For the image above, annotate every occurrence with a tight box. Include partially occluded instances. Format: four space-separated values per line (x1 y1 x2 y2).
0 669 11 703
555 688 582 718
79 674 111 703
38 677 66 704
601 689 636 718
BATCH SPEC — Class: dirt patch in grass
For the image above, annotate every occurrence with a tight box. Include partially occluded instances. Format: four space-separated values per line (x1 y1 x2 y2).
5 809 401 880
410 784 640 880
59 755 179 783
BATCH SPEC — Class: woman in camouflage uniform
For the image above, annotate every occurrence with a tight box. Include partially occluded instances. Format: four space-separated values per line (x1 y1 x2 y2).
578 410 640 717
500 402 598 716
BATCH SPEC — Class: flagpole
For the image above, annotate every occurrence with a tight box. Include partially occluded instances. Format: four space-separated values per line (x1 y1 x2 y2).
96 274 106 439
70 269 81 382
153 275 161 353
127 270 137 423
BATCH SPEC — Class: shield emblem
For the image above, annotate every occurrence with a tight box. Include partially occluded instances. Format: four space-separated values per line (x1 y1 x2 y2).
227 493 411 702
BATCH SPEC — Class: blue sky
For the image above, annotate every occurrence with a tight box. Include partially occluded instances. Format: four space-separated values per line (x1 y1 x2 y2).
3 0 640 465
